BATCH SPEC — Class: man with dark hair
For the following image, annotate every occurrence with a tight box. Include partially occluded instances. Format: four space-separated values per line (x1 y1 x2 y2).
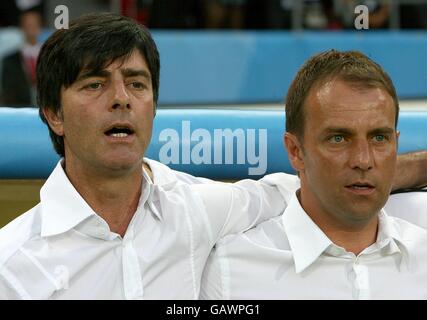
201 50 427 299
36 13 160 157
0 12 289 299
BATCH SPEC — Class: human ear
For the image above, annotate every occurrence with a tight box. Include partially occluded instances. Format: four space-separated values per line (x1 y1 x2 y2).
42 107 64 136
284 132 305 172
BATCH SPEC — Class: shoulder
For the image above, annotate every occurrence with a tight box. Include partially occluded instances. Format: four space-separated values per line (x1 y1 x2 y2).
2 51 20 64
385 215 427 248
260 172 300 199
0 204 42 267
218 215 285 249
261 172 300 184
190 182 231 197
144 158 213 186
385 191 427 229
189 181 233 212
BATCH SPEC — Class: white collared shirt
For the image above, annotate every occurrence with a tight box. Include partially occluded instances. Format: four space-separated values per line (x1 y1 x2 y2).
384 190 427 228
201 192 427 300
0 160 291 300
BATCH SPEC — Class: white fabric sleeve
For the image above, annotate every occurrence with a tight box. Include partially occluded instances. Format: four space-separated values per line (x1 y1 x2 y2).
192 172 300 244
0 267 28 300
385 191 427 229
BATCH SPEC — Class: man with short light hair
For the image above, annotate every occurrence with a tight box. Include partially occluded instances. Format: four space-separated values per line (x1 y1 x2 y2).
201 50 427 300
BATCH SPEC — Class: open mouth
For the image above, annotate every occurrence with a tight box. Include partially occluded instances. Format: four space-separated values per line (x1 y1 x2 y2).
104 125 135 138
347 184 373 189
345 182 375 194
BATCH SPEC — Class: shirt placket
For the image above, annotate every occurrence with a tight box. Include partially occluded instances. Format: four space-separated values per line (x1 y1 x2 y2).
121 172 153 300
352 259 370 300
122 221 144 300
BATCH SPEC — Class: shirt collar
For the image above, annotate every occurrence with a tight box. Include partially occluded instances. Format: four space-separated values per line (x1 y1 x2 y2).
282 192 333 274
375 210 412 270
142 162 163 222
282 192 411 273
40 159 159 238
143 158 179 190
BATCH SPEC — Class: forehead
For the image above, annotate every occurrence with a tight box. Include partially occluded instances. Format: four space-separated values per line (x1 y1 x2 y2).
305 78 396 129
77 49 150 77
103 49 149 71
20 12 41 24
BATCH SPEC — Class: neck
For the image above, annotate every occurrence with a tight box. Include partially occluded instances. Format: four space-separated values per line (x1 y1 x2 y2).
298 190 379 256
315 217 378 255
63 159 149 238
26 37 38 46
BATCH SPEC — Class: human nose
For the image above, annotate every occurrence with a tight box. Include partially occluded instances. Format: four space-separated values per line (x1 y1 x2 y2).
348 138 374 171
110 80 130 110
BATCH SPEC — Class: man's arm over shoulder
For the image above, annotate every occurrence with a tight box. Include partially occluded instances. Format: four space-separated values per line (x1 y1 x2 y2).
191 172 299 243
394 151 427 191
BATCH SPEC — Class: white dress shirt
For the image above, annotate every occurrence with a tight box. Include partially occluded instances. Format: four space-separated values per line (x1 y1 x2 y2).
201 192 427 300
384 191 427 228
0 159 289 300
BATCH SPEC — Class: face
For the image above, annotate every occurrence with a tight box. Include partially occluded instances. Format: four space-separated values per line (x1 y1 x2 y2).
20 12 42 43
286 78 398 228
46 49 154 176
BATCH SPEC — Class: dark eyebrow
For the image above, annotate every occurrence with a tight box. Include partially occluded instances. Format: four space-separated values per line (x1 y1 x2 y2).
323 127 354 136
121 68 151 80
75 68 151 83
369 127 395 135
76 70 110 83
323 127 395 136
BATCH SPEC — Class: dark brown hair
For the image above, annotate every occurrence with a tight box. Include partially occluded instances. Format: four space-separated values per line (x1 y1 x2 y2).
37 12 160 157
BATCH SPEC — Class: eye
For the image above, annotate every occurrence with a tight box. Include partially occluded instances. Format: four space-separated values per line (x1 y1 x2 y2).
373 134 386 142
85 82 103 90
129 82 146 90
328 135 344 143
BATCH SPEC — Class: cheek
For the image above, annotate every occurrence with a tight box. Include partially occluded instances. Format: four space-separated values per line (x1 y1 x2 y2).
377 150 397 176
373 140 397 161
142 115 154 146
304 148 350 191
136 100 155 129
62 100 98 141
306 146 348 172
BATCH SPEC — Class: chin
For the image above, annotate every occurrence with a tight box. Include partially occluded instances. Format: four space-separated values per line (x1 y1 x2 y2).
349 210 378 223
102 155 143 172
343 205 383 225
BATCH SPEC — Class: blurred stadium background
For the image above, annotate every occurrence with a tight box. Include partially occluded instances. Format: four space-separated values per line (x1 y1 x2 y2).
0 0 427 227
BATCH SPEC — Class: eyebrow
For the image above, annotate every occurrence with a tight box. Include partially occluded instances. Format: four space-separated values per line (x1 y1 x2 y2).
323 127 353 135
369 127 395 135
76 68 151 83
76 70 110 82
121 68 151 80
323 127 395 136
